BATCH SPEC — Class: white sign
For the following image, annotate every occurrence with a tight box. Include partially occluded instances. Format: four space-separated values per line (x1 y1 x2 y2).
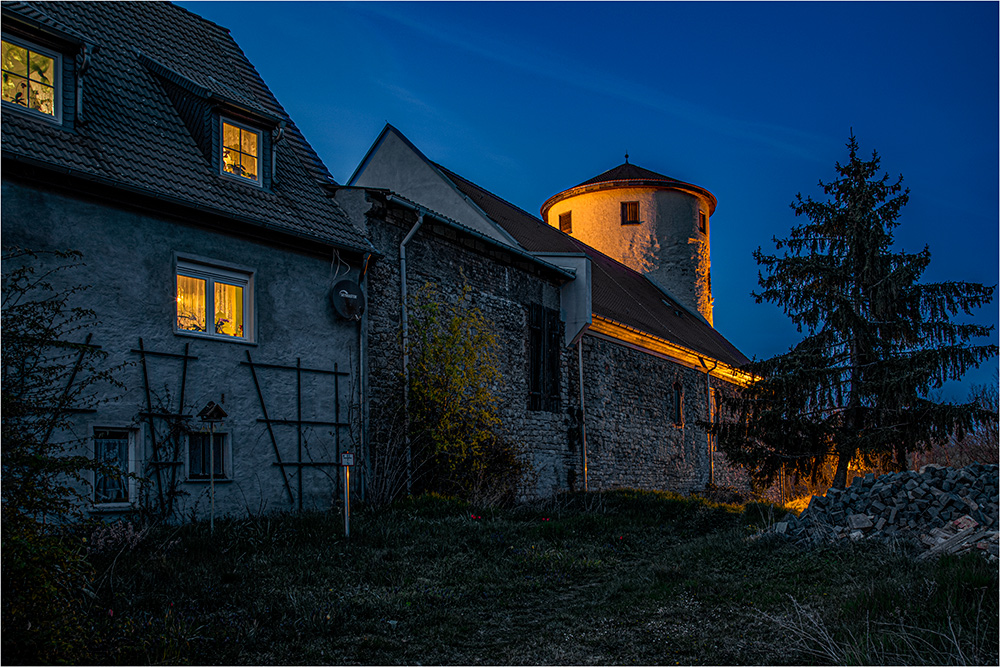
341 452 354 467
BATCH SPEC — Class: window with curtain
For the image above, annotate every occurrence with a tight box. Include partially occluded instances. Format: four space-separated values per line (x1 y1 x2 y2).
176 258 252 341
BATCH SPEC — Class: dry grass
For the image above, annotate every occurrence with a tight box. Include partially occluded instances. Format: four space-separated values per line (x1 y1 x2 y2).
41 490 1000 665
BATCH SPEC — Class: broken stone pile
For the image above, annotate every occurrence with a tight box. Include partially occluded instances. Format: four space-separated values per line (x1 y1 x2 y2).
771 463 999 561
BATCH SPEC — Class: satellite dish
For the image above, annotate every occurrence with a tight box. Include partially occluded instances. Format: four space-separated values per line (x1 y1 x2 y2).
330 280 365 320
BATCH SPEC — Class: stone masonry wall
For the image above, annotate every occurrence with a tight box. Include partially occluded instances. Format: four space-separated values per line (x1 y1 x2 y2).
570 334 724 494
359 195 574 498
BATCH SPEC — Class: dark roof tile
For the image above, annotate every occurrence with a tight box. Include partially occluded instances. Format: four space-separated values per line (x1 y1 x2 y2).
1 1 368 252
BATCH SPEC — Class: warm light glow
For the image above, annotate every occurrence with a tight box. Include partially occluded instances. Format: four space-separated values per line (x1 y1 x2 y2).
177 274 207 332
1 39 55 116
213 281 243 337
177 273 244 338
222 121 258 181
588 316 752 387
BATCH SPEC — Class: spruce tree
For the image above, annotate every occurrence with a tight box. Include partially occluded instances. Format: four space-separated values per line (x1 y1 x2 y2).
716 135 997 490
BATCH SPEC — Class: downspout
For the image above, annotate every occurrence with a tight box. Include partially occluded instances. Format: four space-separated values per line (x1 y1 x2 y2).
578 338 589 491
400 210 426 494
358 251 371 502
700 356 719 486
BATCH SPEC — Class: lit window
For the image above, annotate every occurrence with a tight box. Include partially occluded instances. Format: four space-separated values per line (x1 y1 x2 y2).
176 259 253 341
94 429 134 505
621 201 640 225
188 432 229 480
221 119 261 183
1 37 60 121
559 211 572 234
699 211 708 234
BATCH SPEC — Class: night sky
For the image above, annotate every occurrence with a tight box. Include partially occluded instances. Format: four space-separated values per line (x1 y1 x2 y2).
179 1 998 400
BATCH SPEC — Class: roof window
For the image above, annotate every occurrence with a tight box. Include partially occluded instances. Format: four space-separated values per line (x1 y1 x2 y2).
1 36 60 122
221 118 261 184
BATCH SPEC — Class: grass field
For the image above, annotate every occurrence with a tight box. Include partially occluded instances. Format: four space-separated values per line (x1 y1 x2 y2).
43 491 1000 664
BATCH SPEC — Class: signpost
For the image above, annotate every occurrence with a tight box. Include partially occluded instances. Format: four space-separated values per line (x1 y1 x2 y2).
341 451 354 537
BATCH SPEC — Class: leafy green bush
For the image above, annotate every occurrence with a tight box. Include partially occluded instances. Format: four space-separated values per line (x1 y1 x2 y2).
407 280 528 503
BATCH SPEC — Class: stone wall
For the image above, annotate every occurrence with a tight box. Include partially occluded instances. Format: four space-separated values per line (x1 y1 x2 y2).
3 177 364 520
569 334 727 494
355 193 574 498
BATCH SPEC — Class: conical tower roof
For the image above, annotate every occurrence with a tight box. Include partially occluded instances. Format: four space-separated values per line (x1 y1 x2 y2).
542 161 717 219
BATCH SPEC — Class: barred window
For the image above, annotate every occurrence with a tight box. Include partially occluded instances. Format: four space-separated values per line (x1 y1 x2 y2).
528 304 561 412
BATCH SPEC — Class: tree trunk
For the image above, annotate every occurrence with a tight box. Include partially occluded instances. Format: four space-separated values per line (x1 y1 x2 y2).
831 445 853 489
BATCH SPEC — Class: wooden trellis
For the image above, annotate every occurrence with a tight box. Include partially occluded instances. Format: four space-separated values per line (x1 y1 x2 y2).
131 338 196 515
242 350 350 511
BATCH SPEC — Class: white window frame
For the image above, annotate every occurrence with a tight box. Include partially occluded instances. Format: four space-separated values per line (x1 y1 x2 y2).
185 430 232 482
219 116 263 186
92 427 138 508
175 256 255 343
1 34 62 124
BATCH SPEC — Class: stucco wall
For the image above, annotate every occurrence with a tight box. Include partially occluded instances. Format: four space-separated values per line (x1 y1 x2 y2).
359 198 575 498
546 187 713 324
3 178 364 520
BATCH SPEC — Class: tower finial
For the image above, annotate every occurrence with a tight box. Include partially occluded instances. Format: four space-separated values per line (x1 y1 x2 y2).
624 151 629 164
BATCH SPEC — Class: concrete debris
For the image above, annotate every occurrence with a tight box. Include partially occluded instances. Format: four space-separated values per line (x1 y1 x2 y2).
767 463 999 562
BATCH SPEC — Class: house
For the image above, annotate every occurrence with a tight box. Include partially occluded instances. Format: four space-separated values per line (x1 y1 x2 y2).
1 1 372 519
349 125 754 497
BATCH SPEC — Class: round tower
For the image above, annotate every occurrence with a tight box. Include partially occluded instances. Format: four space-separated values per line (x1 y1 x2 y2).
541 160 717 325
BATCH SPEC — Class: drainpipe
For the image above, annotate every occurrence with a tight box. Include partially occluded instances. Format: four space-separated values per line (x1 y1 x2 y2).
700 356 719 486
358 252 371 502
577 338 589 492
400 210 426 494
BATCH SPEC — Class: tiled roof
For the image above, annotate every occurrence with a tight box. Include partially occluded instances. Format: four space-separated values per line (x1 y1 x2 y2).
1 1 370 252
436 164 749 367
542 161 717 218
573 162 688 189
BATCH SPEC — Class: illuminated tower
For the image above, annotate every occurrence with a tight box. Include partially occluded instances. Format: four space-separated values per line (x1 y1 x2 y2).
541 160 717 325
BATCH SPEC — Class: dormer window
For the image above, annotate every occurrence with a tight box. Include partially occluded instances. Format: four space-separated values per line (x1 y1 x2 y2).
1 36 60 122
221 118 261 184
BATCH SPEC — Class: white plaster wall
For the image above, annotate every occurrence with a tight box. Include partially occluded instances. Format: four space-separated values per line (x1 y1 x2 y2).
351 130 515 246
546 187 713 324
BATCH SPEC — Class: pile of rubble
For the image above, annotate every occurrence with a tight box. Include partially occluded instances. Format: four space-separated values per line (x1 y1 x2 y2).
771 463 999 561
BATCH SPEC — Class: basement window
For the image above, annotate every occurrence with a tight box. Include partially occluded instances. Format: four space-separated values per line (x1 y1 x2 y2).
1 36 60 122
188 432 230 480
176 258 254 342
94 428 135 505
559 211 572 234
621 201 640 225
221 118 261 184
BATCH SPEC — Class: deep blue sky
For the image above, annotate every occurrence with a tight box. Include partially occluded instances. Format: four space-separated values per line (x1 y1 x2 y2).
181 1 998 400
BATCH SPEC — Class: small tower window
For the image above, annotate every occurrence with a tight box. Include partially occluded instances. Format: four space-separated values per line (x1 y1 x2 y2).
699 211 708 234
559 211 572 234
621 201 640 225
